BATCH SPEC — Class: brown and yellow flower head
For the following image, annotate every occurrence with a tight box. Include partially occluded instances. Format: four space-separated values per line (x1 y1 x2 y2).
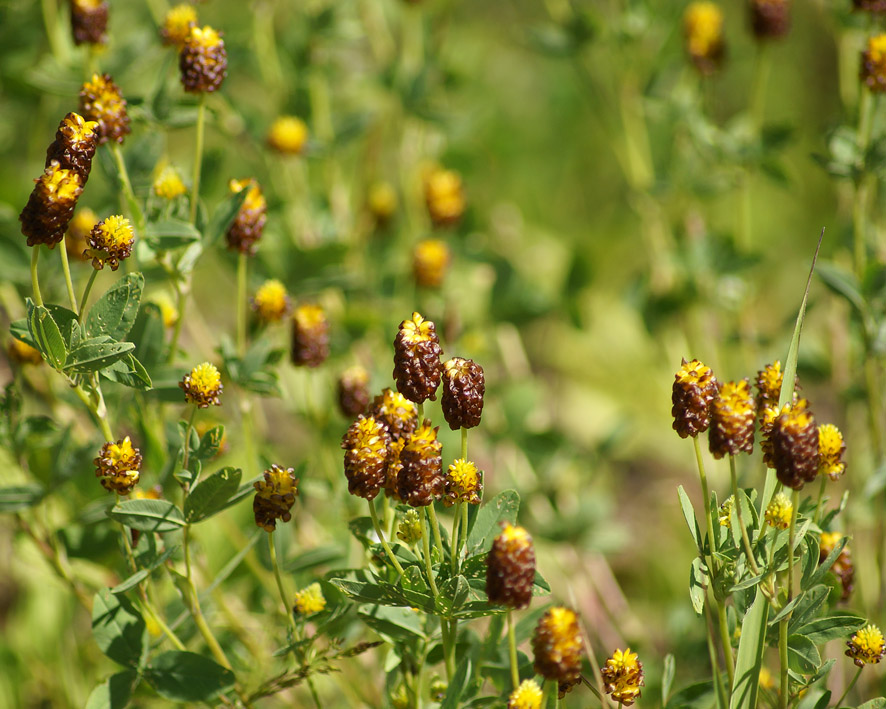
180 362 223 408
862 35 886 93
267 116 309 155
45 113 99 186
508 680 543 709
19 162 83 247
87 215 134 270
441 357 485 431
291 303 330 368
683 2 725 74
161 4 197 48
397 420 444 506
709 379 755 458
70 0 108 46
764 491 793 530
368 181 398 225
820 531 855 601
444 459 483 506
179 26 227 93
153 162 187 200
225 178 267 255
412 239 451 289
79 73 131 145
758 404 779 468
397 508 423 545
393 312 443 404
252 464 299 532
855 0 886 13
342 415 391 500
671 358 718 439
66 207 98 260
847 624 886 667
602 648 645 706
94 436 142 495
749 0 791 40
818 423 846 481
384 437 407 501
337 366 370 419
532 607 583 687
486 523 536 609
754 361 785 414
369 388 418 442
7 339 43 366
718 495 734 527
770 399 819 490
424 167 465 227
251 279 291 323
293 582 326 615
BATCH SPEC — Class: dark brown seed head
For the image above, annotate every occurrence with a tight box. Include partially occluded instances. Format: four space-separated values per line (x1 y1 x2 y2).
755 361 784 413
338 366 370 418
368 388 418 442
532 607 583 685
749 0 790 40
253 464 299 532
486 523 535 609
770 399 819 490
45 113 99 185
179 26 227 93
20 162 83 247
708 379 755 459
79 74 130 146
70 0 108 45
291 304 329 368
225 178 267 255
94 436 142 495
342 416 390 500
671 358 718 438
393 312 443 404
441 357 485 430
179 362 223 408
397 420 443 507
384 438 407 501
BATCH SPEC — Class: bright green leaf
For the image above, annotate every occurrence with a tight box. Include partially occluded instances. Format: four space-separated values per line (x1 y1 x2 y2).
109 499 185 532
185 466 242 523
91 589 145 667
85 273 144 340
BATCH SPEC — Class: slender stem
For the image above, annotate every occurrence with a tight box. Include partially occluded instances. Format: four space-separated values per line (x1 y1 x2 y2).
139 598 187 651
417 402 425 422
421 506 439 598
59 244 79 313
507 610 520 690
368 499 405 577
730 456 761 576
237 251 248 358
181 404 198 484
427 502 444 561
715 601 735 691
167 282 187 363
778 490 800 709
813 475 828 525
450 501 462 574
31 246 43 307
461 427 468 460
78 268 99 321
183 524 232 669
73 382 114 440
190 96 207 225
268 531 298 638
40 0 64 61
834 666 863 708
705 600 729 709
110 143 146 235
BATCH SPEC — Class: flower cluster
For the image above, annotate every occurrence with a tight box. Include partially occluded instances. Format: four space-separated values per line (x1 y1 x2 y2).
846 624 886 667
444 459 482 506
87 215 135 270
337 366 370 418
70 0 108 46
180 26 227 93
601 648 645 706
79 74 130 146
180 362 223 408
424 166 465 227
683 2 725 74
441 357 485 430
293 582 326 615
342 416 391 500
226 179 267 255
291 304 330 368
393 312 443 403
267 116 309 155
94 437 142 495
486 523 536 609
532 607 583 694
412 239 450 288
252 464 299 532
820 532 855 601
671 358 718 438
251 279 290 323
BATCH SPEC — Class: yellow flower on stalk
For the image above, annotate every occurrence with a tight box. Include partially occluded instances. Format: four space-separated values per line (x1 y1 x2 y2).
846 624 886 667
251 279 291 323
601 648 645 706
683 2 724 74
267 116 309 155
153 163 187 200
424 166 465 227
818 423 846 481
87 215 135 271
180 26 227 94
179 362 223 408
80 73 130 145
708 379 755 459
532 607 583 695
862 35 886 93
291 303 330 367
293 582 326 615
758 667 775 690
412 239 451 288
161 4 197 48
764 492 793 530
671 358 718 439
508 679 543 709
444 459 482 506
20 162 84 248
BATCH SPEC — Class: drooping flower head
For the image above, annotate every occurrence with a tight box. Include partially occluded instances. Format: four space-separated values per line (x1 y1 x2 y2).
179 26 227 93
70 0 108 45
87 215 134 270
508 680 543 709
369 388 418 442
253 464 299 532
764 491 793 530
683 2 725 74
293 582 326 615
486 523 536 609
45 112 99 185
342 415 391 500
79 73 131 145
267 116 309 155
846 624 886 667
337 366 371 419
94 436 142 495
424 166 465 227
671 358 718 438
601 648 645 706
291 303 330 368
413 239 451 288
180 362 223 408
532 607 583 689
20 162 83 247
225 178 267 255
393 312 443 404
709 379 755 458
251 279 291 323
770 399 819 490
161 4 198 48
441 357 485 430
818 424 846 481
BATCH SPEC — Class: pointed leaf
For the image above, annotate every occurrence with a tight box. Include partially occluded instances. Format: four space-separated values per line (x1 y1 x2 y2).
185 466 242 523
91 588 146 667
0 484 45 511
65 338 135 373
465 489 520 554
729 588 768 709
86 273 144 340
28 303 66 369
109 499 185 532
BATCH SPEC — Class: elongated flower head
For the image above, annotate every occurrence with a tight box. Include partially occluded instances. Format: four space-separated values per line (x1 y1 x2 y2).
253 464 298 532
820 531 855 601
532 607 583 686
87 215 134 270
445 459 482 506
153 163 187 200
369 388 418 441
754 361 784 413
180 26 227 93
7 339 43 366
94 436 142 495
180 362 223 408
337 366 370 418
671 358 718 438
397 508 423 545
771 399 819 490
342 415 391 500
267 116 309 155
368 181 398 224
486 523 536 609
20 162 83 247
749 0 790 40
225 178 267 255
161 4 197 47
862 35 886 92
79 74 130 145
384 438 407 500
602 648 645 706
393 312 443 403
252 279 290 323
764 491 793 530
413 239 451 288
718 496 734 527
683 2 725 74
709 379 755 458
508 680 543 709
45 112 99 185
293 582 326 615
70 0 108 45
424 167 465 227
758 404 779 468
291 303 330 367
66 207 98 260
847 625 886 667
397 420 443 506
441 357 485 430
818 423 846 481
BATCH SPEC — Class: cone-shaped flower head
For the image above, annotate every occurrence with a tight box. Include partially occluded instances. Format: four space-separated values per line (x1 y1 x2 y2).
293 582 326 615
384 437 407 500
771 399 819 490
79 74 130 145
94 436 142 495
369 388 418 441
846 625 886 667
45 113 99 185
818 423 846 481
180 362 223 408
7 339 43 366
342 415 391 500
393 312 443 404
444 459 482 506
67 207 98 261
671 358 718 438
179 26 227 93
718 496 734 527
397 420 443 506
759 404 779 468
764 491 793 530
368 181 398 224
709 379 755 458
251 279 290 323
749 0 790 40
424 167 465 227
87 215 134 270
252 464 298 532
20 162 83 247
397 508 423 545
508 680 543 709
441 357 485 430
601 648 645 706
291 303 330 368
412 239 451 288
153 163 187 200
161 4 197 48
267 116 309 155
532 607 583 686
683 2 725 74
70 0 108 45
337 366 370 419
754 361 785 414
225 178 267 255
820 531 855 601
486 523 536 609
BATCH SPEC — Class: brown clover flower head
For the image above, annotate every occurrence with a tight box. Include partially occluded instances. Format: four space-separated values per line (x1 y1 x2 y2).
369 388 418 442
393 312 443 404
758 404 780 468
384 437 407 501
671 358 718 438
161 4 197 48
70 0 108 45
855 0 886 12
180 362 223 408
683 2 725 74
754 361 784 413
820 531 855 601
532 607 583 686
180 26 227 93
87 215 134 270
267 116 309 155
20 162 83 247
66 207 98 261
79 74 130 145
818 423 846 481
770 399 819 490
153 163 187 200
252 464 299 532
337 366 370 419
225 178 267 255
709 379 755 459
368 181 398 224
397 420 443 507
412 239 451 289
846 624 886 667
444 459 482 506
508 680 543 709
486 523 536 609
291 303 330 368
424 167 465 227
94 436 142 495
251 279 290 323
45 112 99 185
749 0 791 40
7 339 43 366
293 582 326 615
764 491 793 530
342 415 391 500
441 357 485 430
602 648 645 706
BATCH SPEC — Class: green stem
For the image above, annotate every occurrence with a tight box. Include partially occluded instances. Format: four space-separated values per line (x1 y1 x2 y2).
237 251 248 358
183 524 232 669
507 610 520 690
59 243 79 313
705 600 729 709
78 268 99 321
461 426 468 460
417 402 425 422
427 502 444 561
450 501 462 574
190 96 207 225
40 0 65 62
730 456 761 576
167 281 188 363
421 506 439 598
31 246 43 307
813 475 828 525
73 382 114 440
368 499 405 577
834 666 863 708
778 490 800 709
268 531 298 638
181 404 198 485
110 143 146 235
854 89 874 281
